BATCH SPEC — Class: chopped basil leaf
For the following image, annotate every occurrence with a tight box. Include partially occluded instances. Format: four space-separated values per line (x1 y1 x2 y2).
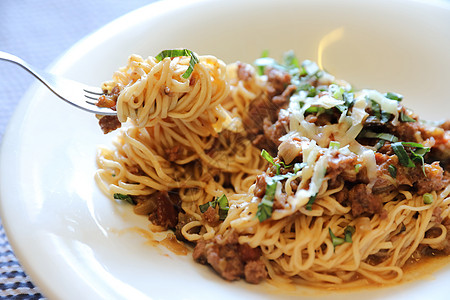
266 178 278 193
260 149 291 175
199 194 229 221
344 226 355 243
358 130 399 143
256 178 277 222
368 99 392 123
216 194 230 221
410 147 430 176
216 194 229 210
199 199 216 213
391 142 416 167
329 228 345 250
113 193 135 205
401 142 428 149
256 170 299 222
369 99 381 119
256 200 273 222
388 164 397 178
400 111 416 122
336 92 355 115
391 142 430 170
342 92 355 107
423 193 433 204
380 112 392 123
218 210 228 221
329 226 355 251
305 193 317 211
155 49 199 79
374 139 386 150
385 92 403 101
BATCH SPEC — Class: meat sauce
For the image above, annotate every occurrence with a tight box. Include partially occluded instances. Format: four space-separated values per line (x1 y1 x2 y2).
107 62 450 286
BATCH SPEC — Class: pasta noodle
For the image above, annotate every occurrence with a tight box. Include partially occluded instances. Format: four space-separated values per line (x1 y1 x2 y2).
95 49 450 288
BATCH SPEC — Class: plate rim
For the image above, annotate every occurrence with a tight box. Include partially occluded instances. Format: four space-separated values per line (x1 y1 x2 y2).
1 0 450 299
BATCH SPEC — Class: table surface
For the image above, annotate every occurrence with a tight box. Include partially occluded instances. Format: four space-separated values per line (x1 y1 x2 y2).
0 1 156 298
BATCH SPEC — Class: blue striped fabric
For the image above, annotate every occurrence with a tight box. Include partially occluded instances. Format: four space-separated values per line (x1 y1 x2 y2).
0 225 44 299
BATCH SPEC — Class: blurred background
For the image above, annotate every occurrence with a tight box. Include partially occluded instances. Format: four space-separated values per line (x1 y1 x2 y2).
0 1 155 298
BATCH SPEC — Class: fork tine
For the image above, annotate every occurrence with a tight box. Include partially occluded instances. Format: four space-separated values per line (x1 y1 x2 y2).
83 87 104 95
83 86 104 105
84 95 99 105
84 94 100 101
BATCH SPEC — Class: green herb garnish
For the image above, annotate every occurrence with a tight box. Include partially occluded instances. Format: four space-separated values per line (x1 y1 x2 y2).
368 99 392 123
388 164 397 178
384 92 403 101
391 142 416 168
199 194 229 221
113 193 135 205
155 49 199 79
374 139 386 150
344 226 355 243
358 130 399 143
305 193 317 211
336 92 355 114
391 142 430 173
261 149 291 175
256 178 277 222
329 228 345 249
400 111 416 122
329 226 355 251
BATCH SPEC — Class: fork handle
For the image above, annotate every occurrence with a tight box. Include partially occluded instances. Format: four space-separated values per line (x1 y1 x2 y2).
0 50 54 93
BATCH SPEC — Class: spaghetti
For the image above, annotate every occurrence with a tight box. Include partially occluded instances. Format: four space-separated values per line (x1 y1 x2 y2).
95 49 450 287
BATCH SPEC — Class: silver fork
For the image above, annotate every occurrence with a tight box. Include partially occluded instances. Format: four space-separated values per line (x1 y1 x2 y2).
0 50 116 115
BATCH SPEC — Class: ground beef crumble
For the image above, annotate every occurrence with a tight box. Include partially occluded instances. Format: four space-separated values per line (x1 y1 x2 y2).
193 231 267 284
144 191 181 230
98 115 121 134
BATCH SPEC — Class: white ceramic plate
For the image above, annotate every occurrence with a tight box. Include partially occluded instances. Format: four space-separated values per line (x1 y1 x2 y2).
1 0 450 299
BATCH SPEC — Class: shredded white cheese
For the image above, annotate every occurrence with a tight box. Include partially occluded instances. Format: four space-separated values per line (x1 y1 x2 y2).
360 89 400 125
361 149 377 181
